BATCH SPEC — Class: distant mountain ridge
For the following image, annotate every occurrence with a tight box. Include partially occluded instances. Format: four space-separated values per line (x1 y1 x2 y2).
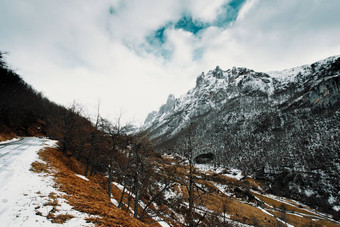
141 55 340 216
143 56 340 141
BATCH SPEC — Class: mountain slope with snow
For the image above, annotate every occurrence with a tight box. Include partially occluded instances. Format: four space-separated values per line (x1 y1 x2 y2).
141 55 340 218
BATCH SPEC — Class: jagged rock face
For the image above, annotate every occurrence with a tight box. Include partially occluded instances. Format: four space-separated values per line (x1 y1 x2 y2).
141 55 340 215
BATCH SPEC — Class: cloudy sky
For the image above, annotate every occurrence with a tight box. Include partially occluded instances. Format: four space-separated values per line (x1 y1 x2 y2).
1 0 340 125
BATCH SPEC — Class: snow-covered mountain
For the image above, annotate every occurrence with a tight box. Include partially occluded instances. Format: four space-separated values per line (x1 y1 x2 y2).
141 55 340 217
143 55 339 142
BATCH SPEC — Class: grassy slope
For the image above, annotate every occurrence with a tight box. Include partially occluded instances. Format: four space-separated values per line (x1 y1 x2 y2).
38 147 153 226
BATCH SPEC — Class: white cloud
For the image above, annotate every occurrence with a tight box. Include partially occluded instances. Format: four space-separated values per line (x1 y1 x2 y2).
107 0 183 41
197 0 340 71
1 0 340 125
189 0 229 22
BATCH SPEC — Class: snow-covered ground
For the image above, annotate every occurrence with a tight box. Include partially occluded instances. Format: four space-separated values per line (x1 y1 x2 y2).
0 137 93 226
194 163 244 180
0 137 20 145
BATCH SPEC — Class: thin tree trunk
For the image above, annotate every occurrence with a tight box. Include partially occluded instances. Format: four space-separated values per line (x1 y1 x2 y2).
90 163 96 176
118 183 126 208
107 162 113 198
85 132 95 176
133 175 139 218
140 183 169 220
84 157 90 177
126 191 133 212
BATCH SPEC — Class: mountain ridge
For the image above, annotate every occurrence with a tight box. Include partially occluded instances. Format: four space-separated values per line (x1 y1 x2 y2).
141 55 340 217
142 55 340 141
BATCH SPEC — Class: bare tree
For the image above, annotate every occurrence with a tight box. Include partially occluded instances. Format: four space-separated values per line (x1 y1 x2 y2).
99 115 130 199
84 101 101 177
61 102 84 155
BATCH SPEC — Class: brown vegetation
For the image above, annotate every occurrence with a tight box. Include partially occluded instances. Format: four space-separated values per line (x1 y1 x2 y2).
0 130 16 142
158 154 340 226
38 147 152 226
30 161 48 173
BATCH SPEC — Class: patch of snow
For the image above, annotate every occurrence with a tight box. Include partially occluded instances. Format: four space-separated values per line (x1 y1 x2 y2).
194 163 216 172
222 168 243 180
112 182 124 191
333 206 340 212
164 188 177 200
257 207 274 217
158 221 171 227
194 163 244 180
328 195 336 204
0 137 93 226
267 65 306 83
213 183 232 196
288 212 304 218
0 137 21 145
276 217 294 227
75 174 89 181
304 189 315 197
111 198 119 207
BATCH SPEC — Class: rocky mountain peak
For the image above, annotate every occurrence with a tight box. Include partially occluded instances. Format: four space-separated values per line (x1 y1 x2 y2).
212 65 224 79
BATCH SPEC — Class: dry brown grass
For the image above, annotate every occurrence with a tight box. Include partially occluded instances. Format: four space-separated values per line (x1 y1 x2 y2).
161 162 280 226
0 131 17 142
34 191 74 224
252 192 340 227
253 192 316 216
52 214 75 224
30 161 48 173
159 157 340 227
269 210 340 227
38 147 153 226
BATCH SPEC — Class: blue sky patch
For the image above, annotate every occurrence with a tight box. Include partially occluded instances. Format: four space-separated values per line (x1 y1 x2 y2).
154 26 167 44
138 0 247 61
145 25 173 59
146 23 174 46
109 6 115 15
174 16 208 34
213 0 247 27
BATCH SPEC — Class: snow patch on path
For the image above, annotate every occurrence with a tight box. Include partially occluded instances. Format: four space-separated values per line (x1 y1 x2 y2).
0 137 93 226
